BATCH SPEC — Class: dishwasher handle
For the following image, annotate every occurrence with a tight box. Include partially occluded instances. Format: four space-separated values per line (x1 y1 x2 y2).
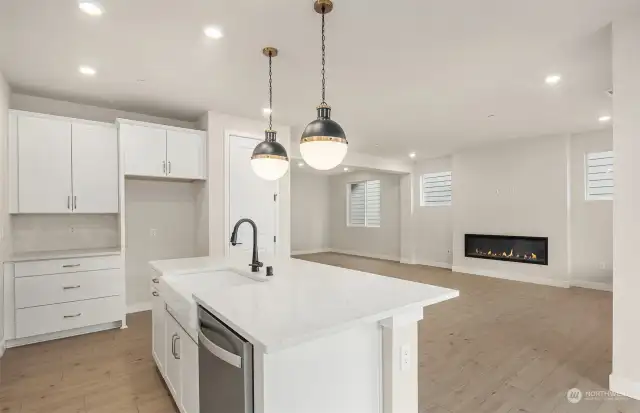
199 329 242 368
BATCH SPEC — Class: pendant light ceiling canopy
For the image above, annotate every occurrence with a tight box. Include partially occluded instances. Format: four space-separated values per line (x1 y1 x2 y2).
251 47 290 181
300 0 348 171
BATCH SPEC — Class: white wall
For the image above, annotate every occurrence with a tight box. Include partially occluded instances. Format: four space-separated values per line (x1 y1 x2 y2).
569 129 613 285
409 157 453 268
290 169 330 254
611 12 640 400
329 170 401 261
124 180 199 308
10 94 196 128
205 112 291 259
0 73 10 347
11 215 118 254
452 134 571 286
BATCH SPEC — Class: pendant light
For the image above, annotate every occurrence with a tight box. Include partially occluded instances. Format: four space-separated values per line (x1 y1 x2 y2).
251 47 290 181
300 0 348 171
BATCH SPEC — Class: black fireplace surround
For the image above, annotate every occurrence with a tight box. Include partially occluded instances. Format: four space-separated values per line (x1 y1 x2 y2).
465 234 548 266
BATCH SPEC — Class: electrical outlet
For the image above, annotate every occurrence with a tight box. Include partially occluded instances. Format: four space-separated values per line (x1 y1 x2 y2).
401 345 410 371
68 226 75 233
150 228 157 237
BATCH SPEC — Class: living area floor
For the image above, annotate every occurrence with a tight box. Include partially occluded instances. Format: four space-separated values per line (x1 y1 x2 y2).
0 252 637 413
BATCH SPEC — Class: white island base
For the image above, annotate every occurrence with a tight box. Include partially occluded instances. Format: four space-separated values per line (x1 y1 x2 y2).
150 257 458 413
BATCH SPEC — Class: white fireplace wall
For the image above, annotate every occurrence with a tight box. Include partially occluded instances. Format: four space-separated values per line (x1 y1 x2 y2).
450 134 571 286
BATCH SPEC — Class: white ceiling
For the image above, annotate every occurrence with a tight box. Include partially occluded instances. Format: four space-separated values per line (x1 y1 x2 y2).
0 0 636 160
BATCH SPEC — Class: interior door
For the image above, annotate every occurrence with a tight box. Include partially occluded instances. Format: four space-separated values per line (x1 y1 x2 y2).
120 123 167 177
228 135 277 263
17 115 72 213
166 130 204 179
71 122 119 213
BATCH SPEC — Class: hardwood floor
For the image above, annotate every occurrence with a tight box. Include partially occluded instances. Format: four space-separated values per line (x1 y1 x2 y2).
0 252 638 413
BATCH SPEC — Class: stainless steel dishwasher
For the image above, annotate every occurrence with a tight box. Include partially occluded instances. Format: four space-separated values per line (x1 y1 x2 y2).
198 306 253 413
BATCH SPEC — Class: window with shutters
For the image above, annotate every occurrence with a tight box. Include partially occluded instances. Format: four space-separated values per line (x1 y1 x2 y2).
585 151 614 200
347 180 381 227
421 171 452 206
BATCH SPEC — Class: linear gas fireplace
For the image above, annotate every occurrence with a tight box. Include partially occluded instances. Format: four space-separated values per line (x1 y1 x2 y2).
465 234 548 265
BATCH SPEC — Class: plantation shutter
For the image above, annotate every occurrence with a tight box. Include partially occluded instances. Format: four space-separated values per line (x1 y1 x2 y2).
365 180 381 227
422 172 452 206
349 182 366 226
586 151 614 200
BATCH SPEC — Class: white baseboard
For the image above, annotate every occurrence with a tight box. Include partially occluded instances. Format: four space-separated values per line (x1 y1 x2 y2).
291 248 330 256
610 374 640 401
127 301 152 314
414 260 453 270
6 322 121 348
328 249 400 262
452 266 570 288
571 279 613 292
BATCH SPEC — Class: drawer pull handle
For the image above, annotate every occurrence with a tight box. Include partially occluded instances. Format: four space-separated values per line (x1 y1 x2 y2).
63 285 81 290
62 264 80 268
64 313 82 319
152 291 159 297
152 278 159 284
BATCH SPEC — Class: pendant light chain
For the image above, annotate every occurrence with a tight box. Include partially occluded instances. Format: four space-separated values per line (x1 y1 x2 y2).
268 52 273 131
321 7 326 104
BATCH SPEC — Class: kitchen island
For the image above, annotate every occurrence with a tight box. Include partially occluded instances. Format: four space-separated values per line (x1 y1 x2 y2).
149 256 458 413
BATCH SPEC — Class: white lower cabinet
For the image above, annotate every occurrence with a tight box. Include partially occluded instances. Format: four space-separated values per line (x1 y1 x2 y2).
154 302 199 413
165 313 182 399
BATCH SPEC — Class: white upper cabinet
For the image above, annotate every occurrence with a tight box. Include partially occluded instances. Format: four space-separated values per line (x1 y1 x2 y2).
10 111 119 214
121 123 167 178
120 120 206 180
16 115 73 213
72 123 119 213
166 130 205 179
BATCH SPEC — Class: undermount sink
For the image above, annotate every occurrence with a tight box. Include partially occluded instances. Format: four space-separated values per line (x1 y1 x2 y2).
215 267 270 283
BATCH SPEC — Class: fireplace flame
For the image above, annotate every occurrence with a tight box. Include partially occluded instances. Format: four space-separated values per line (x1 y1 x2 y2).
472 248 540 261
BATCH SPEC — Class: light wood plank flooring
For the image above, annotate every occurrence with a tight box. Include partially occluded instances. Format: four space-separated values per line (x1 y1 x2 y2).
0 252 638 413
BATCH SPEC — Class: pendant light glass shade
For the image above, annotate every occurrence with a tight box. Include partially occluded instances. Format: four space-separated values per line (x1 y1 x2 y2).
251 130 289 180
300 0 348 171
300 104 347 170
251 47 289 181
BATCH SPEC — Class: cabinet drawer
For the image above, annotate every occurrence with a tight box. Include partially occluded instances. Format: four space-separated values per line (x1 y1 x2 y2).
15 255 121 278
16 296 123 339
15 269 123 309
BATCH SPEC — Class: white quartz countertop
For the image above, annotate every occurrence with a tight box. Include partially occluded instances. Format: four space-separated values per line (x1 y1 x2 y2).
9 247 122 262
152 256 459 353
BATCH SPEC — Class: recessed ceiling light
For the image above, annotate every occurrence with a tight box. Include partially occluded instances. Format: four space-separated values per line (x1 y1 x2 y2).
79 65 97 76
263 108 272 116
409 152 416 159
599 115 612 123
545 74 561 85
204 26 224 39
78 1 104 16
343 167 349 172
298 162 304 167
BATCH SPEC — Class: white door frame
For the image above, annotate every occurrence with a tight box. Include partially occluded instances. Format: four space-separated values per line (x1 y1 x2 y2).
223 130 280 258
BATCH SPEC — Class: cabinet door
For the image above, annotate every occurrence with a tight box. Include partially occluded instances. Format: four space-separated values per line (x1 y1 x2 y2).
180 331 199 413
120 123 167 177
166 130 204 179
165 312 181 400
72 123 119 213
151 288 165 373
17 116 72 213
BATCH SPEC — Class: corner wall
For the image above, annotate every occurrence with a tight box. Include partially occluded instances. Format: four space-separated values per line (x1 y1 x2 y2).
329 170 401 261
290 169 330 254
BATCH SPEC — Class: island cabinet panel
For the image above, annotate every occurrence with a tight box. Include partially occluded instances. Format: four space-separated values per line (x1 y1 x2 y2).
179 330 199 413
260 323 382 413
151 287 165 372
